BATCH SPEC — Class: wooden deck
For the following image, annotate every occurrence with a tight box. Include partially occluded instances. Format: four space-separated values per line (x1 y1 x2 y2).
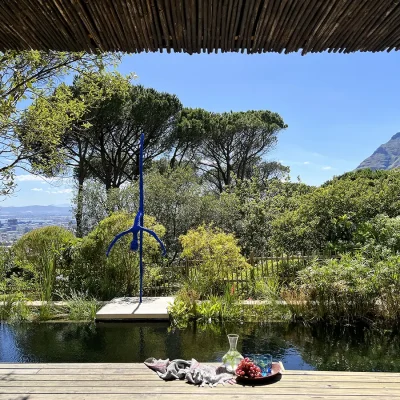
1 363 400 400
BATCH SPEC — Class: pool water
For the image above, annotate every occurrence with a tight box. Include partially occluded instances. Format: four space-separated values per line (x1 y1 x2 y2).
1 322 400 371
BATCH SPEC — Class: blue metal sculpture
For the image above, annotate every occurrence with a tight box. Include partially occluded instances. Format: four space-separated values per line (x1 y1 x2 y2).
106 133 166 303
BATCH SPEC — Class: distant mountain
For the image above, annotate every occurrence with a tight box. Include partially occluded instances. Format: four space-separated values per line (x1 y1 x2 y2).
0 205 72 217
357 132 400 171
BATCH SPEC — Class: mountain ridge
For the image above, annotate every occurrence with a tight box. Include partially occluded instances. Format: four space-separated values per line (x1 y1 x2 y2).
0 205 72 216
356 132 400 171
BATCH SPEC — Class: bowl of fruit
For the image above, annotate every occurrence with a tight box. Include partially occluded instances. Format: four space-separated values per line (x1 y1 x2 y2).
235 357 282 384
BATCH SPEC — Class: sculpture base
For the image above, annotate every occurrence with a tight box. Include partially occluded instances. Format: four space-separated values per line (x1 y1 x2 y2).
95 297 174 321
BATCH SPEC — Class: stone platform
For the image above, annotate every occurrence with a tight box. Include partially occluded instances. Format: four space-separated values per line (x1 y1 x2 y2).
95 297 174 321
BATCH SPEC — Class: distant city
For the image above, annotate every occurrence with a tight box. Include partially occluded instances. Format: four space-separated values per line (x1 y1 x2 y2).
0 205 74 245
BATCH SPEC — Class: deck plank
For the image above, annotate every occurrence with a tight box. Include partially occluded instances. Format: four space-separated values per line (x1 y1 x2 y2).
1 363 400 400
1 364 399 377
3 380 400 389
3 374 400 383
1 396 400 400
1 363 399 375
2 386 400 394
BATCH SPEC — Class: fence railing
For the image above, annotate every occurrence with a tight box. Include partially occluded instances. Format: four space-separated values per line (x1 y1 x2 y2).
143 252 339 297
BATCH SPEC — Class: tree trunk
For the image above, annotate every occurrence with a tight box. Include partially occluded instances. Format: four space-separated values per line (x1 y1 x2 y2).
75 159 87 238
75 177 84 238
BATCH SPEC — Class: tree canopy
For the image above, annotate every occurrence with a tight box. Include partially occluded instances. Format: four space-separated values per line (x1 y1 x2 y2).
21 72 182 235
0 50 116 196
177 109 288 192
272 169 400 253
21 71 289 235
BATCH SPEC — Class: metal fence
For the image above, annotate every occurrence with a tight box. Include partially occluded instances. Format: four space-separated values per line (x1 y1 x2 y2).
143 252 339 297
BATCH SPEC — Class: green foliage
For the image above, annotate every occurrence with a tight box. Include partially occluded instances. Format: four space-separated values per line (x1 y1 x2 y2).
169 282 290 327
252 275 281 300
295 254 377 322
13 226 76 300
178 108 287 192
1 50 116 196
0 248 32 321
36 304 56 321
75 162 307 259
207 175 313 255
0 246 13 283
196 296 226 322
169 107 207 168
373 256 400 321
0 293 30 322
20 82 89 172
23 70 291 243
291 252 400 323
76 165 210 253
242 303 292 322
179 225 251 296
272 169 400 253
143 164 209 256
167 297 196 328
169 285 242 326
72 212 166 300
354 214 400 256
68 77 182 187
72 179 138 236
64 291 100 321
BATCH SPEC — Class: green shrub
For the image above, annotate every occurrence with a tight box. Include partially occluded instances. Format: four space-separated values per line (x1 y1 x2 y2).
195 296 222 322
64 291 100 321
295 254 378 322
291 253 400 323
168 298 195 328
373 255 400 321
355 215 400 256
0 247 14 294
0 293 31 322
0 247 14 278
252 275 281 300
13 226 76 300
72 212 166 300
271 169 400 253
179 225 251 297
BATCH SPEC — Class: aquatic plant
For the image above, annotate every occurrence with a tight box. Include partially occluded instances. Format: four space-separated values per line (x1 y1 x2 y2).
287 252 400 324
65 291 100 321
0 293 30 322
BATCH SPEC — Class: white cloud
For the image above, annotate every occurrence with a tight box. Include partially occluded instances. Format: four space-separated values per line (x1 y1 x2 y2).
16 174 69 183
31 188 43 192
303 161 310 165
46 188 73 195
322 166 333 170
16 175 45 182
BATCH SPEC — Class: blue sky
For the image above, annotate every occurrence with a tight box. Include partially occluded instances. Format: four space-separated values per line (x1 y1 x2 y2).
5 50 400 206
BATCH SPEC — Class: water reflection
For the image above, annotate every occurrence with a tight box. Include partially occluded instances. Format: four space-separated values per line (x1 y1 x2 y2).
0 322 399 371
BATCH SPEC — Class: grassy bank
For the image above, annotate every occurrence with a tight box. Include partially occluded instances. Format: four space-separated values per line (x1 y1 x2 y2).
0 296 101 322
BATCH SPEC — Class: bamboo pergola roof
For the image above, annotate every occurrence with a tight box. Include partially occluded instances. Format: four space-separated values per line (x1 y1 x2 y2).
1 1 400 54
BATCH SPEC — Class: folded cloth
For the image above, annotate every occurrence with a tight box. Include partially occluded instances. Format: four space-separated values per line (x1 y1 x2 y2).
144 357 236 387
